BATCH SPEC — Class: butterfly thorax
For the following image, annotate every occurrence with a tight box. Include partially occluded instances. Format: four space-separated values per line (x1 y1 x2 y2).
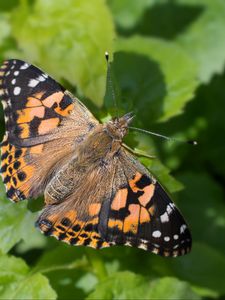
74 112 134 165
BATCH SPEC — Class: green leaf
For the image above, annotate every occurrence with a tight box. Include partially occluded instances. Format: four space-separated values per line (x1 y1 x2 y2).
141 157 183 194
178 172 225 253
0 14 10 45
10 0 115 106
177 0 225 83
0 13 12 62
87 271 200 299
111 0 225 84
152 71 225 177
108 0 155 30
35 245 90 300
168 243 225 295
186 73 225 178
0 254 56 299
115 36 198 123
0 181 37 253
0 1 20 12
15 229 47 254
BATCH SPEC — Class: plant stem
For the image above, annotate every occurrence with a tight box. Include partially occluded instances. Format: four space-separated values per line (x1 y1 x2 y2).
33 258 88 275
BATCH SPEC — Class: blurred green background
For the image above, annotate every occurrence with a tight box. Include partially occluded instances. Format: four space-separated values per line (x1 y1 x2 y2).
0 0 225 299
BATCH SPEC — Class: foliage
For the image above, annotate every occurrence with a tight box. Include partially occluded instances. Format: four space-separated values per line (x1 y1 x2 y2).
0 0 225 299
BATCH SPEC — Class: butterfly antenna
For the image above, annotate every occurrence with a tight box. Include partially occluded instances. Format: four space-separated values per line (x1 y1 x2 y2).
105 51 118 118
128 127 197 145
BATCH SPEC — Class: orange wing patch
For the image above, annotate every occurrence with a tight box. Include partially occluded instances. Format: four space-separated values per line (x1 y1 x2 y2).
17 107 45 123
89 203 101 217
15 91 74 140
38 204 110 249
138 184 155 207
42 92 64 108
106 173 156 237
38 118 60 135
41 91 74 117
111 188 127 210
129 172 142 192
129 172 155 207
123 204 140 234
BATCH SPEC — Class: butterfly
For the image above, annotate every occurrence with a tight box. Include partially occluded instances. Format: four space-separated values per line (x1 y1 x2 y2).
0 59 191 257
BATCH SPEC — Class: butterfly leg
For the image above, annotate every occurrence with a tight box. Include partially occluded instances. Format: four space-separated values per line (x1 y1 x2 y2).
122 143 156 159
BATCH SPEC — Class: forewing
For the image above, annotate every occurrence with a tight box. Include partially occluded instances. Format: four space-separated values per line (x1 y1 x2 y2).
0 59 98 201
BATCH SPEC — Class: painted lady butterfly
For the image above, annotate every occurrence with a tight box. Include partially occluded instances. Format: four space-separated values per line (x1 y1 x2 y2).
0 59 191 257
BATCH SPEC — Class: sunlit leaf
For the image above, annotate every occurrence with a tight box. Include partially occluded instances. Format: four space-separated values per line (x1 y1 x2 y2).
10 0 115 106
0 254 56 299
177 0 225 83
0 181 37 253
169 243 225 295
87 272 200 299
108 0 155 30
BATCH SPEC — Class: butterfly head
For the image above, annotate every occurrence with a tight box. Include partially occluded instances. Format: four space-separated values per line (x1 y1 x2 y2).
106 112 134 140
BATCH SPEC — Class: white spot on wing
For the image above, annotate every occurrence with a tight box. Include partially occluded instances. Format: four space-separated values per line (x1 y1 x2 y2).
6 71 10 76
180 224 187 234
160 212 169 223
11 79 16 85
37 75 46 82
2 100 7 109
20 63 30 70
164 236 170 242
138 243 147 250
172 251 178 257
152 248 159 254
167 205 173 215
14 71 19 76
174 234 179 240
170 203 175 209
152 230 161 238
14 86 21 95
28 79 39 87
125 241 132 246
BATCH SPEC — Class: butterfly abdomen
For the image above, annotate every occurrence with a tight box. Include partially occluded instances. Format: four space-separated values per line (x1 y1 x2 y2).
44 159 78 205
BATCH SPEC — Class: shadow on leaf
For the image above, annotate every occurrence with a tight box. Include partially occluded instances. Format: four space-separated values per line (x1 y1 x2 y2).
118 1 204 40
104 51 166 127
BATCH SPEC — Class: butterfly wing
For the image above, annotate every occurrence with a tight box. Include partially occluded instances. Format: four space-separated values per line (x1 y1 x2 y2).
0 59 98 201
103 150 192 257
37 148 191 257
